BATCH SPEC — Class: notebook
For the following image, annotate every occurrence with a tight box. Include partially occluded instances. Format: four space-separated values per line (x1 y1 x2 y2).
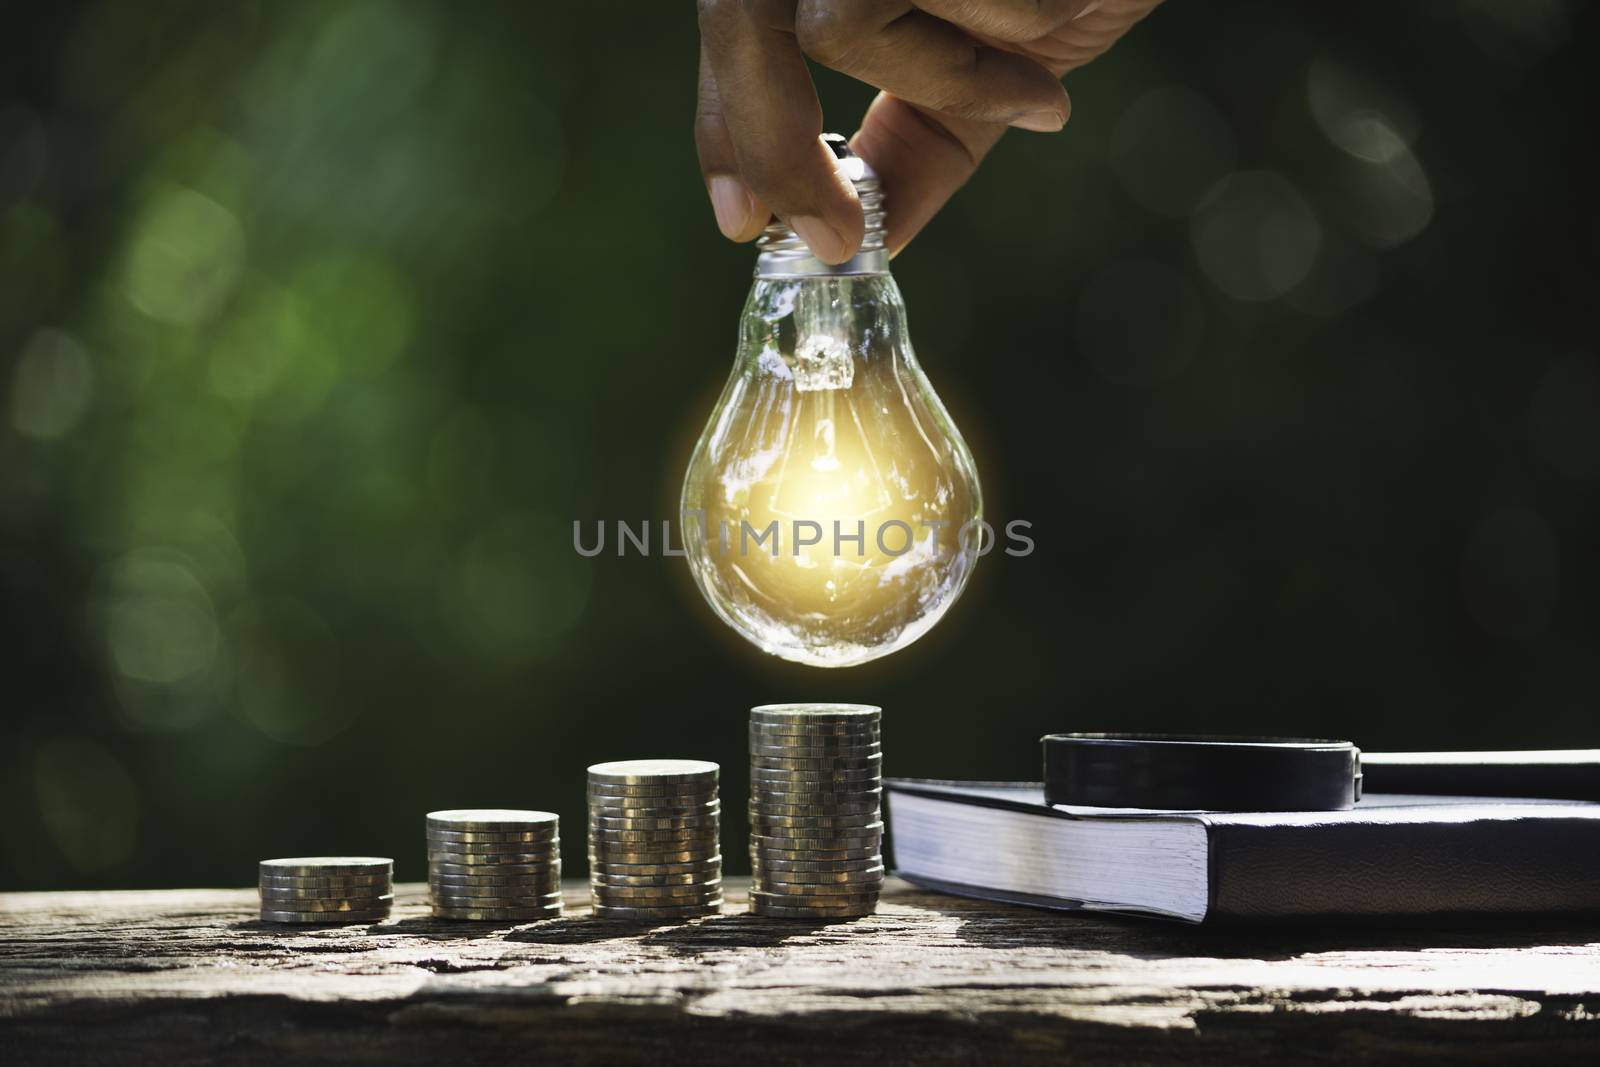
884 779 1600 923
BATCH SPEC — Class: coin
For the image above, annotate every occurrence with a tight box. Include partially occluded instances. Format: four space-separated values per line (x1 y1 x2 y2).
753 854 883 873
588 847 714 865
751 821 883 840
587 759 719 785
751 875 883 895
258 874 392 890
592 883 723 902
750 703 879 721
748 804 881 822
582 780 720 796
751 834 881 854
427 849 559 865
590 856 722 875
432 876 563 895
590 901 722 920
748 810 882 829
586 797 721 815
259 857 392 877
258 884 395 901
750 865 885 885
751 764 880 781
425 809 559 831
750 752 882 770
432 895 569 908
748 744 881 761
588 813 719 830
431 904 564 922
590 869 721 887
426 828 558 846
752 845 880 863
430 869 560 885
430 860 560 878
589 828 719 847
259 893 396 911
748 901 875 919
260 906 392 923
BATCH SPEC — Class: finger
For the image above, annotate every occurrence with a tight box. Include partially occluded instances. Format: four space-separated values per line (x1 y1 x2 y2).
699 0 863 263
850 93 1005 256
913 0 1101 44
795 1 1069 132
694 44 770 242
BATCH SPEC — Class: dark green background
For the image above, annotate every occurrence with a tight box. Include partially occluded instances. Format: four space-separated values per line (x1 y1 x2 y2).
2 1 1595 890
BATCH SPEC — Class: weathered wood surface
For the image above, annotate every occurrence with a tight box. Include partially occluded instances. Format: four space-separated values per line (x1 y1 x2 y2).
1 877 1597 1064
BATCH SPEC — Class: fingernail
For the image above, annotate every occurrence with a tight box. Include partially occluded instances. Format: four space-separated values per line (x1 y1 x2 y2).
1074 0 1102 18
790 215 851 264
708 176 755 239
1012 110 1067 133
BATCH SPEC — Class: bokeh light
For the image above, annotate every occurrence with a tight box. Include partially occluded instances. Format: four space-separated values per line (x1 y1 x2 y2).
1108 86 1236 219
1190 171 1322 302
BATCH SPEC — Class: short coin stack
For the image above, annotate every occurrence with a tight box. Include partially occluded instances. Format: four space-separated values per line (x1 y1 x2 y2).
588 759 722 920
258 857 394 923
749 703 884 919
426 809 563 921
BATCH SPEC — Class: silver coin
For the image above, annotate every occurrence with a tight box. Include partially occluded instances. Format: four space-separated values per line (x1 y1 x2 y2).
592 884 724 903
750 752 882 770
431 893 564 907
589 856 722 876
750 703 879 722
586 797 721 816
428 848 560 865
589 826 718 844
590 869 722 887
432 876 563 895
748 725 880 742
258 891 395 910
430 869 561 885
752 784 882 801
748 803 881 821
423 836 562 854
587 759 719 785
751 764 880 782
430 860 559 877
751 837 881 856
752 845 880 863
582 780 720 796
425 828 558 846
749 900 876 919
750 865 885 885
588 814 719 831
258 874 392 891
431 904 564 922
751 855 884 873
258 884 394 901
751 821 883 840
425 809 559 832
258 857 392 877
588 848 716 865
745 819 883 831
752 875 883 896
590 901 722 920
748 743 881 761
260 906 392 923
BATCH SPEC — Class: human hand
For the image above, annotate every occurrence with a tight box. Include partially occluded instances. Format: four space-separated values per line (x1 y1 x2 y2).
696 0 1165 262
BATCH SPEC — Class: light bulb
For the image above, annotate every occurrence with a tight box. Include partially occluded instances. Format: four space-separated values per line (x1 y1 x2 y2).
681 136 982 668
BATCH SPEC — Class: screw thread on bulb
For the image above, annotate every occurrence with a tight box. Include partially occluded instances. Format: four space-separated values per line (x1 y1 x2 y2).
756 135 888 279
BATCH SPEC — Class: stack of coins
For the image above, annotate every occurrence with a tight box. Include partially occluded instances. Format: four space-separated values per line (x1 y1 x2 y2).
749 704 884 919
258 857 394 923
588 759 722 920
426 809 563 921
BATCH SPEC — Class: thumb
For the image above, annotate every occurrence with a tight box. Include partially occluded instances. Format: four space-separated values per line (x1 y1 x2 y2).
850 94 1010 257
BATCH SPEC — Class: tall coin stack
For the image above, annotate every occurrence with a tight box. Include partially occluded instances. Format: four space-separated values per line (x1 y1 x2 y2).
588 759 723 920
426 809 563 921
258 856 394 923
749 703 884 919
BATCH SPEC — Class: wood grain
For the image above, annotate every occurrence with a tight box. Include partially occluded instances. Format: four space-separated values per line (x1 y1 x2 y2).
2 877 1597 1063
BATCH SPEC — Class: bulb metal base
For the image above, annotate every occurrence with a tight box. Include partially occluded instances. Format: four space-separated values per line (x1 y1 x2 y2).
755 134 888 280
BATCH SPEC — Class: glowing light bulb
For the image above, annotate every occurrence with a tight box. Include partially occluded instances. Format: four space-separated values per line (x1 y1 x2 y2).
681 137 982 667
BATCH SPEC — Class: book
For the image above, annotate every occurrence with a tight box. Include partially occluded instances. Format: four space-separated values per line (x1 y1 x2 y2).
885 779 1600 923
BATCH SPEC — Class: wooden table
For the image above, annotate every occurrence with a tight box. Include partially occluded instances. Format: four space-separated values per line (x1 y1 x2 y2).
2 877 1597 1064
